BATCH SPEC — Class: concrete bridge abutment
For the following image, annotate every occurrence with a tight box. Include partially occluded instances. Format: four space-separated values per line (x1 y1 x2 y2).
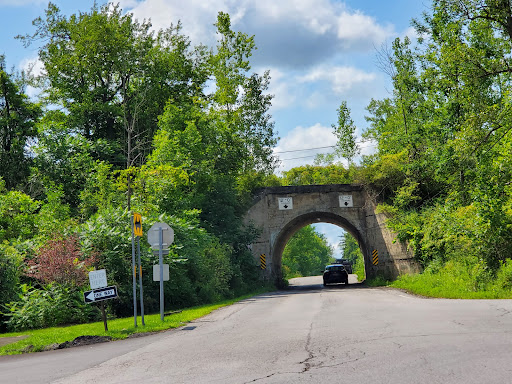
244 184 421 282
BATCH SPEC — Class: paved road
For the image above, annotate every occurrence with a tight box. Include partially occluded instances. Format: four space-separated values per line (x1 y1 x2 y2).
2 276 512 383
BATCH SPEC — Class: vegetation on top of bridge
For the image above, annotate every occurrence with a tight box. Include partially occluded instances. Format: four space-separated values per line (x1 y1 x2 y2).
1 0 512 334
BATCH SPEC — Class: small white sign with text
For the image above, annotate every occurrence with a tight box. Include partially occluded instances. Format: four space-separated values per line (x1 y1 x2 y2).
89 269 108 290
278 197 293 210
339 195 353 208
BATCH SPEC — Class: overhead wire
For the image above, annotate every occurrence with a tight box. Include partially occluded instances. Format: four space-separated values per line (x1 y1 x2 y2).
277 142 378 161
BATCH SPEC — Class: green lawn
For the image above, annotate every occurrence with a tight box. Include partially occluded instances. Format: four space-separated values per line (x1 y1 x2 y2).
389 273 512 299
365 273 512 299
0 290 271 355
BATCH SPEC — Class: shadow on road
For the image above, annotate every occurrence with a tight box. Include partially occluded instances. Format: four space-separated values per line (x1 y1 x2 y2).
241 277 379 303
287 281 369 292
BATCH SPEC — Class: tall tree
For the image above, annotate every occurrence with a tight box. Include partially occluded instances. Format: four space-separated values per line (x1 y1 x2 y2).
149 12 277 237
0 55 41 189
20 2 207 210
282 225 333 277
20 3 206 162
332 101 360 164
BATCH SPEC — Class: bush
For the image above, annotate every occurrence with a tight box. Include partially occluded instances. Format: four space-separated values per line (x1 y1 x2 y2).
0 243 24 305
80 207 246 316
0 242 25 331
26 234 95 287
3 284 100 331
495 259 512 291
0 185 40 242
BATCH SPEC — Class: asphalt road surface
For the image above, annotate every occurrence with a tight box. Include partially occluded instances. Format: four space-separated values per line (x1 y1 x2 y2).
2 275 512 383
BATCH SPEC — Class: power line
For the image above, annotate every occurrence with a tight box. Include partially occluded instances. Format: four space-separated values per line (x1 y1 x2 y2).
274 139 377 155
274 145 334 154
277 143 378 161
280 153 334 161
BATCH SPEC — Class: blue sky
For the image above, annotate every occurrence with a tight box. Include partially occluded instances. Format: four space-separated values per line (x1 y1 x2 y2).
0 0 429 257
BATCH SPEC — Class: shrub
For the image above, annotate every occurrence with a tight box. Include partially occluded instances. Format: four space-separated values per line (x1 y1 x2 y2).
26 234 95 287
0 185 40 242
495 259 512 290
0 242 25 331
3 283 100 331
0 242 24 305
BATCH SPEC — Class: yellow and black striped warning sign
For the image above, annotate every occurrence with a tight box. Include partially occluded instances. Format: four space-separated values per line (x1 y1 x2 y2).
372 249 378 265
260 254 267 270
133 212 143 237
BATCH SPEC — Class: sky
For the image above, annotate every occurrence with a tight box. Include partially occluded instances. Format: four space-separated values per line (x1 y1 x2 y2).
0 0 429 258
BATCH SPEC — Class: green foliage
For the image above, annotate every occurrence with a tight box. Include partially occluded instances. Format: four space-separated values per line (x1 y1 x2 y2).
3 284 99 331
495 259 512 291
391 257 512 299
32 111 113 211
0 242 25 330
355 0 512 285
339 233 365 281
0 182 39 242
282 164 352 186
0 55 41 189
331 101 360 163
282 225 333 278
0 178 74 243
78 161 122 219
20 3 204 164
79 207 249 316
0 6 277 330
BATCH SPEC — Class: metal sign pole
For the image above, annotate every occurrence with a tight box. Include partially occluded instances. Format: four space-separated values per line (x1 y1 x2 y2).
101 301 108 332
131 215 137 327
159 226 164 321
137 236 145 325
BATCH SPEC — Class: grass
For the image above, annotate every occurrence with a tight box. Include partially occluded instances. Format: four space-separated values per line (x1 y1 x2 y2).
364 259 512 299
0 288 273 355
390 273 512 299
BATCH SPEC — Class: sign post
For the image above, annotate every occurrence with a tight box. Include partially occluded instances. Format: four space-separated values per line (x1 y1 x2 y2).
83 285 118 332
132 212 144 326
148 222 174 321
137 235 144 326
158 227 164 321
86 270 117 332
131 213 138 327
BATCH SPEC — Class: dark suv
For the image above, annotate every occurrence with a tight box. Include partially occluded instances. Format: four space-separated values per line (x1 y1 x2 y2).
335 259 353 274
323 264 349 286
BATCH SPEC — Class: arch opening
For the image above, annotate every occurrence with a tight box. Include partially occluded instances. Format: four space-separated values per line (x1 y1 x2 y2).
272 211 369 281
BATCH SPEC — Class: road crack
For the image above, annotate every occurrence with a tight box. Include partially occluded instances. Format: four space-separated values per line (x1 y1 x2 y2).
299 322 315 373
244 372 278 383
243 371 298 383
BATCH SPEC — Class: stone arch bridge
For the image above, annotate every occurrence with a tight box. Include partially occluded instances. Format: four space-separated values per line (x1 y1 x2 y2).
244 184 421 281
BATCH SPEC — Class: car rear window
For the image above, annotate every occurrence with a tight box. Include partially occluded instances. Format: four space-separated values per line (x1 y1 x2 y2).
327 266 344 271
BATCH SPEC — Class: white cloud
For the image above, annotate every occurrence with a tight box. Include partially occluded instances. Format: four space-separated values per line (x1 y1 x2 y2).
274 123 338 173
359 140 378 158
18 56 45 99
264 68 296 111
401 26 419 40
19 56 45 76
119 0 222 47
302 91 325 110
120 0 396 69
299 65 376 94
